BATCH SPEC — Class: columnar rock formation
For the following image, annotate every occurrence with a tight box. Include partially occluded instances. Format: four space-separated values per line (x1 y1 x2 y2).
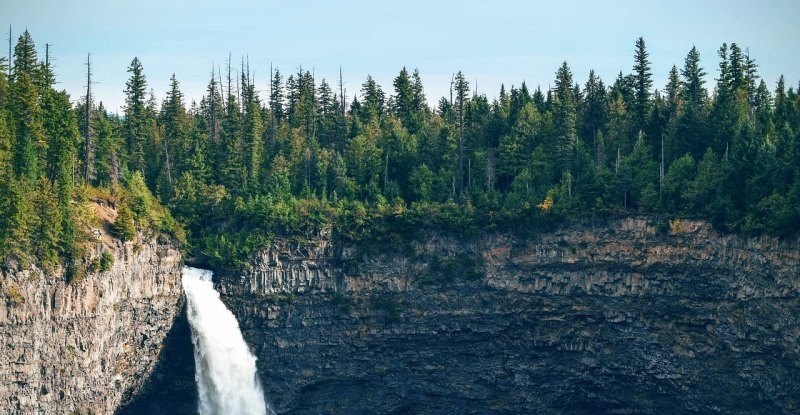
0 238 182 414
218 218 800 414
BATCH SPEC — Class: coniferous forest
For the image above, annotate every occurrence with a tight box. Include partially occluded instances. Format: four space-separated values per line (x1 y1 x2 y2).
1 31 799 271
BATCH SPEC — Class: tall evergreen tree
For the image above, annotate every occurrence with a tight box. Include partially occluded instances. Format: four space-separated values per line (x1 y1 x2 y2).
633 37 653 133
554 62 578 175
10 65 43 181
392 67 415 128
678 46 708 158
10 30 37 82
158 74 188 198
582 69 607 155
360 75 385 122
124 57 148 173
454 71 469 195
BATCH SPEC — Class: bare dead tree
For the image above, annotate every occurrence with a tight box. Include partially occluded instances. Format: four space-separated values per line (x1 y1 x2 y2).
339 66 347 153
269 62 276 146
83 53 94 183
7 24 11 79
310 67 317 143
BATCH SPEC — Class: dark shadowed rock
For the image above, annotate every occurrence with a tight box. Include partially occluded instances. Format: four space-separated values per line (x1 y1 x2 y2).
218 218 800 414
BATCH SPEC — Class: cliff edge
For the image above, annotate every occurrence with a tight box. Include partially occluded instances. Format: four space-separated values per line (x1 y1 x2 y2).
0 203 183 414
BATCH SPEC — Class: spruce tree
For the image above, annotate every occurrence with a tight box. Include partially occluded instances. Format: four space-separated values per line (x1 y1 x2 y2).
10 70 43 182
124 57 148 173
93 103 119 186
633 37 653 133
678 46 708 158
269 68 285 120
582 69 607 153
392 67 414 128
360 75 385 122
241 78 263 191
554 62 578 175
454 71 469 195
158 74 188 198
11 30 37 82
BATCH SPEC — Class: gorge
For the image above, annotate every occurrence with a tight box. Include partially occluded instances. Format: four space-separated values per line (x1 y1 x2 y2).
215 217 799 414
3 216 799 414
1 16 799 413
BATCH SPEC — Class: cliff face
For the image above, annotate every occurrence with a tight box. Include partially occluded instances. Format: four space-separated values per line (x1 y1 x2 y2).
219 218 800 414
0 237 182 414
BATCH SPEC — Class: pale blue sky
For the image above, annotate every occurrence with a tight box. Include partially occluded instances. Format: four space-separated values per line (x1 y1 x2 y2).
5 0 800 113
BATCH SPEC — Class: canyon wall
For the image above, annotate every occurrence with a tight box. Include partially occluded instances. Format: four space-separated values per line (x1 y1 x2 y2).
0 237 182 414
219 218 800 414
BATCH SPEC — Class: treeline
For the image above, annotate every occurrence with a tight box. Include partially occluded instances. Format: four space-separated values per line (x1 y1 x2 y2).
0 31 181 274
2 31 799 269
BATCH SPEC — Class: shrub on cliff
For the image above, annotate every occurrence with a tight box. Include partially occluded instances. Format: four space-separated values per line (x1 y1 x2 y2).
113 172 186 245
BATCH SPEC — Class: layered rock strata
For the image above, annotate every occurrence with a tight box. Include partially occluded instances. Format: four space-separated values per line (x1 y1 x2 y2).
220 218 799 414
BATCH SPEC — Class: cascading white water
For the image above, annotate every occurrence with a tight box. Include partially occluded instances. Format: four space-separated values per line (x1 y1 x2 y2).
183 266 271 415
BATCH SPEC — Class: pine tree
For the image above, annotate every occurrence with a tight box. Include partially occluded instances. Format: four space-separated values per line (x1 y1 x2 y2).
681 46 707 111
32 178 62 270
360 75 385 122
582 69 607 153
93 103 119 186
124 57 148 173
10 67 43 182
774 75 790 128
269 68 285 120
10 30 37 82
42 89 79 197
316 79 341 148
678 46 708 158
201 67 224 170
411 69 427 124
0 113 10 175
663 65 683 163
392 67 414 128
554 62 578 175
220 77 244 190
0 178 34 258
454 71 469 195
633 37 653 133
158 74 188 198
241 76 263 191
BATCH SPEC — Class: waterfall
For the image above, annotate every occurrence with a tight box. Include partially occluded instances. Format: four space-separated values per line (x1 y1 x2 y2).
183 266 272 415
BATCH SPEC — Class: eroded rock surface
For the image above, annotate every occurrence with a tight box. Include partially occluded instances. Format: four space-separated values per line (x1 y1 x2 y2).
0 238 182 414
219 218 800 414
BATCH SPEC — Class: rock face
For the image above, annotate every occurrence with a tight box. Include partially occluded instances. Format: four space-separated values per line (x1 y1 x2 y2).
0 238 182 414
218 218 800 414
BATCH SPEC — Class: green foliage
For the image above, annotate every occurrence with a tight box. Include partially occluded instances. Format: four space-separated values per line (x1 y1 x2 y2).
4 283 25 306
66 262 86 285
99 251 114 272
116 171 186 244
114 204 137 242
369 293 401 321
663 154 696 211
2 31 799 275
417 253 485 287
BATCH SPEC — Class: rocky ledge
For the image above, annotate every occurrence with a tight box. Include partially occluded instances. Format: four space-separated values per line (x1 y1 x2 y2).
0 236 182 414
219 217 800 414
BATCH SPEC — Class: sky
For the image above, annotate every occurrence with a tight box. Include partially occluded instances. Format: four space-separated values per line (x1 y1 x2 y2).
5 0 800 113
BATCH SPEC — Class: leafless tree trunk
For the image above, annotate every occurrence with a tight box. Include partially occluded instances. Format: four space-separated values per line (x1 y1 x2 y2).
83 53 94 183
339 66 347 153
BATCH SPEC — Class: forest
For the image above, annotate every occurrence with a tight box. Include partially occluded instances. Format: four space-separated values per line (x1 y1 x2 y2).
0 31 798 271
